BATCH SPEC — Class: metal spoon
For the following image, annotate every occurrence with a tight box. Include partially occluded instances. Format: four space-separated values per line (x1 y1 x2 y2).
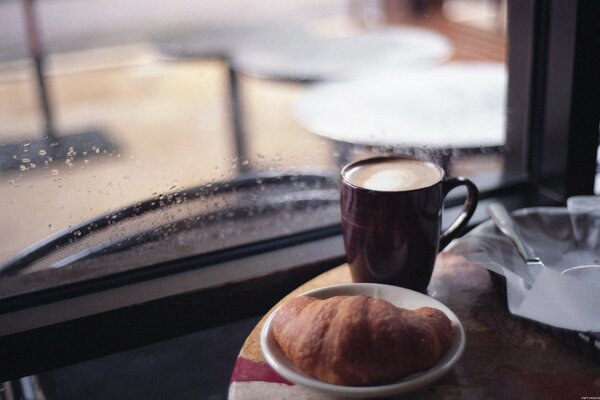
486 203 543 288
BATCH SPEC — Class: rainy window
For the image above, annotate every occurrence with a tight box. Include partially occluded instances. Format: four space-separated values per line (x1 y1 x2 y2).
0 0 514 294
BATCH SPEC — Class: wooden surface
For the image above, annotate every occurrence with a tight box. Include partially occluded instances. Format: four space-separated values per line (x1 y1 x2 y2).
228 252 600 399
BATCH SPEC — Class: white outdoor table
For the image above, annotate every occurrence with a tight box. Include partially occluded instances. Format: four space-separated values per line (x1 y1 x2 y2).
292 62 507 170
231 26 453 83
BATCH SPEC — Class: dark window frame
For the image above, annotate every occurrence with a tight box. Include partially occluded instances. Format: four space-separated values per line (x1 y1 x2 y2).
1 0 599 382
507 0 600 203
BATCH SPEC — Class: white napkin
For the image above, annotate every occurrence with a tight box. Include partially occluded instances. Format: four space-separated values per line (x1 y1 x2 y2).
449 198 600 332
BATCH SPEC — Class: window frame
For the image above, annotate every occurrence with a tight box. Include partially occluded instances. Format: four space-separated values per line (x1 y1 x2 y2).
507 0 600 202
1 0 599 382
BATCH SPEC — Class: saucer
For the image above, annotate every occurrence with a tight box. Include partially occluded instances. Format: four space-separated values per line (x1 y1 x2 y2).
260 283 465 398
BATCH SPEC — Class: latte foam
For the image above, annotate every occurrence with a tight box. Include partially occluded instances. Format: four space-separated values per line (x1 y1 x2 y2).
343 159 442 191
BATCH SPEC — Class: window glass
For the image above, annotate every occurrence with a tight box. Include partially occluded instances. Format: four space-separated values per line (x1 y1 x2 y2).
0 0 512 292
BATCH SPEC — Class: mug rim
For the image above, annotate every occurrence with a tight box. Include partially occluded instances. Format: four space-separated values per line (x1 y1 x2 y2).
340 156 445 193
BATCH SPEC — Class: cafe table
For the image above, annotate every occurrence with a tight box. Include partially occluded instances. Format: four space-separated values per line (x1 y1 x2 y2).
157 23 310 173
158 25 451 173
228 252 600 399
231 26 453 83
292 62 506 171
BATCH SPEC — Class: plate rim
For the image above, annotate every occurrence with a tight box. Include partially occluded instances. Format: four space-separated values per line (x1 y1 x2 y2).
260 282 466 398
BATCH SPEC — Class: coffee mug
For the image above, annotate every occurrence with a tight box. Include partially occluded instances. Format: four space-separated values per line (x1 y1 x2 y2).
340 156 478 292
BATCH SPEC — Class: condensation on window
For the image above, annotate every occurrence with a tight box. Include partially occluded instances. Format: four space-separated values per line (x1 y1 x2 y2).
0 0 508 279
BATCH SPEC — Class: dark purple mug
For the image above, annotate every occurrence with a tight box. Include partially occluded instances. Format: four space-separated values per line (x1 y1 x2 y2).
340 156 478 292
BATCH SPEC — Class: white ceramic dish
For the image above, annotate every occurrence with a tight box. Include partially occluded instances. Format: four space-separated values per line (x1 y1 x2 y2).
260 283 466 398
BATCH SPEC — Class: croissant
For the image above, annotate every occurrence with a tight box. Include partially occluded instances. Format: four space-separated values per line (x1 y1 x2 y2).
271 294 454 386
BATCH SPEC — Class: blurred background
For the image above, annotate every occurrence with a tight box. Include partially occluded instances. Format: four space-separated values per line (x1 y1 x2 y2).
0 0 509 267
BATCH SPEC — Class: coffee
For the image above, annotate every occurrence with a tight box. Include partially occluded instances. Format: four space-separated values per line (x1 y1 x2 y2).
343 158 443 192
340 156 478 292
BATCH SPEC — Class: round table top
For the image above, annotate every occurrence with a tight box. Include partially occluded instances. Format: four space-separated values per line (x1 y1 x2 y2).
231 26 453 82
293 62 506 149
228 255 600 400
158 23 311 60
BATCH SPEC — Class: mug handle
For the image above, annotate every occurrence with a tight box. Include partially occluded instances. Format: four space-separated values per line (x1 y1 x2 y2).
439 177 479 250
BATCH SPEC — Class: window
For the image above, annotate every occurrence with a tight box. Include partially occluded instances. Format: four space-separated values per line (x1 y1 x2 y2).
0 0 598 393
1 0 512 294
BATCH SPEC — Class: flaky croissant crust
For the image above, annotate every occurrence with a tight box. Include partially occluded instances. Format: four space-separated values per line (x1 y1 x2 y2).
271 294 454 386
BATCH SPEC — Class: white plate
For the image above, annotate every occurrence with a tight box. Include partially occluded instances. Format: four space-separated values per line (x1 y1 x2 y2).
260 283 465 398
